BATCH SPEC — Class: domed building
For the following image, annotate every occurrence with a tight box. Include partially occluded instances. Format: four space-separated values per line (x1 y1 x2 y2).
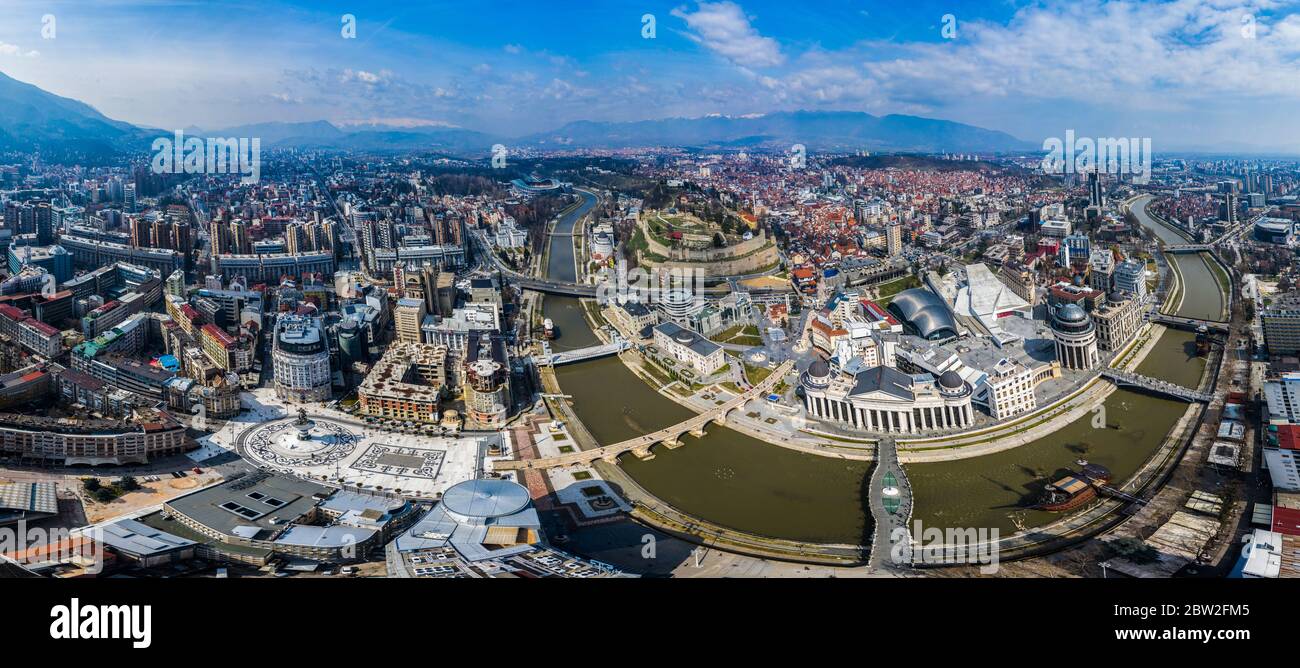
801 361 975 434
1051 303 1100 370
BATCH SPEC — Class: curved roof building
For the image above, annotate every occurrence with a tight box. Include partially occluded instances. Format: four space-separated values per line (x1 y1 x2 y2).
887 288 960 340
396 478 541 562
1254 218 1294 245
442 479 531 520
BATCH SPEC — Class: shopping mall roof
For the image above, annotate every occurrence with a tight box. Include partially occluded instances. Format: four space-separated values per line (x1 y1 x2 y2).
887 288 960 340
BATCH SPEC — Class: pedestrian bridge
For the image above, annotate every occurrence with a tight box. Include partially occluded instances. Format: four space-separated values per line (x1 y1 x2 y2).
1162 244 1213 253
1149 313 1229 334
494 360 794 471
538 341 630 366
1100 369 1213 403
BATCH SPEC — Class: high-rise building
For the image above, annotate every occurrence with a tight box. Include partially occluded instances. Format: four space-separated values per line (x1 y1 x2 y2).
1087 169 1105 208
1112 258 1147 302
885 221 902 257
394 297 427 344
272 314 331 403
34 202 53 246
1264 372 1300 423
1220 193 1239 224
1087 248 1114 291
1262 304 1300 355
210 220 232 255
230 221 251 255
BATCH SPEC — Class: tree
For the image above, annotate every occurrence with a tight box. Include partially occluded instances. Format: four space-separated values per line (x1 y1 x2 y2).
94 488 118 503
1108 537 1159 564
82 478 101 492
117 476 141 492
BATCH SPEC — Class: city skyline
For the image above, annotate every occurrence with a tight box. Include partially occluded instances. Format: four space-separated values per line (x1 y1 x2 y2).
1 0 1299 153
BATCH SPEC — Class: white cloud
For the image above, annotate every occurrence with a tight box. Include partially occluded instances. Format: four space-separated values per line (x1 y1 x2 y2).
859 0 1300 108
0 42 39 58
671 1 784 68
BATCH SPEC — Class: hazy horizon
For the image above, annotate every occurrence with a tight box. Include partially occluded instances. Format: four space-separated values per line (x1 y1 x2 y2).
2 1 1298 153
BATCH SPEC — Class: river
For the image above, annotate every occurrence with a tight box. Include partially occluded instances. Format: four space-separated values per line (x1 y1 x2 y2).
540 193 1223 543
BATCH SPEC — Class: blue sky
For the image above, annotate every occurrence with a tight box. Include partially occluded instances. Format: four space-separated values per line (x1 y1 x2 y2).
1 0 1299 150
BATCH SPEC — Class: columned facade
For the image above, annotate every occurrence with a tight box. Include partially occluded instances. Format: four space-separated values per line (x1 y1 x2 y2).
1051 303 1100 371
801 363 975 435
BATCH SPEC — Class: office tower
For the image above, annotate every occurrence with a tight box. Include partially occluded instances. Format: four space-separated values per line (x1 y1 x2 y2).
231 221 251 255
885 221 902 257
34 202 53 245
210 219 232 255
394 297 427 344
1087 169 1105 208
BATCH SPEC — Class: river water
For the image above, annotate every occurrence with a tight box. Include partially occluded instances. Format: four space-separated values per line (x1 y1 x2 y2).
542 194 1222 543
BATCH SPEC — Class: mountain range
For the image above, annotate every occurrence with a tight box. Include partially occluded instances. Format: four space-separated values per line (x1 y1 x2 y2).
0 70 1033 157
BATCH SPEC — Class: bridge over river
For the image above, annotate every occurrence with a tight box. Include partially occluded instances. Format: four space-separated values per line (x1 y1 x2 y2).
1099 369 1213 403
537 341 630 366
494 360 794 471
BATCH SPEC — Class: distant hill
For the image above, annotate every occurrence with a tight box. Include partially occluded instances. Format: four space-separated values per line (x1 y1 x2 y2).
0 71 1029 158
0 70 153 156
519 111 1032 152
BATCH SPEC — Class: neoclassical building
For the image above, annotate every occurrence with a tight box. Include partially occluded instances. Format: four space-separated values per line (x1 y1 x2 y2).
801 360 975 434
1051 303 1100 371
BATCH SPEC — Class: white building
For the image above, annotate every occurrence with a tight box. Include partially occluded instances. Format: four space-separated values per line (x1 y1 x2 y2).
1112 258 1148 302
983 358 1046 420
657 289 705 327
1039 218 1072 238
1263 448 1300 491
801 361 975 434
652 322 724 376
1051 303 1100 370
272 314 332 403
1264 373 1300 423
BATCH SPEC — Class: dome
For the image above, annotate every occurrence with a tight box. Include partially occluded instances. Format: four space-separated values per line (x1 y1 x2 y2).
441 479 530 519
1055 303 1088 324
938 370 964 390
808 359 831 378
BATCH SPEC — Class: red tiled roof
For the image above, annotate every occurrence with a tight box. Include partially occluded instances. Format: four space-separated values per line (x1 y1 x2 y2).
24 319 59 336
201 323 235 348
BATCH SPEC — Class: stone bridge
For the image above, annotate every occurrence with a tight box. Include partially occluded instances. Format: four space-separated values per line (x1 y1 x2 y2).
493 360 794 471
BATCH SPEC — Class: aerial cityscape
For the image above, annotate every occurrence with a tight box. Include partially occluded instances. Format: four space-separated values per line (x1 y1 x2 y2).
0 2 1298 626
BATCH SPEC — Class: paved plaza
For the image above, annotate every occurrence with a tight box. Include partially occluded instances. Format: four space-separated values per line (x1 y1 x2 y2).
196 388 505 499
